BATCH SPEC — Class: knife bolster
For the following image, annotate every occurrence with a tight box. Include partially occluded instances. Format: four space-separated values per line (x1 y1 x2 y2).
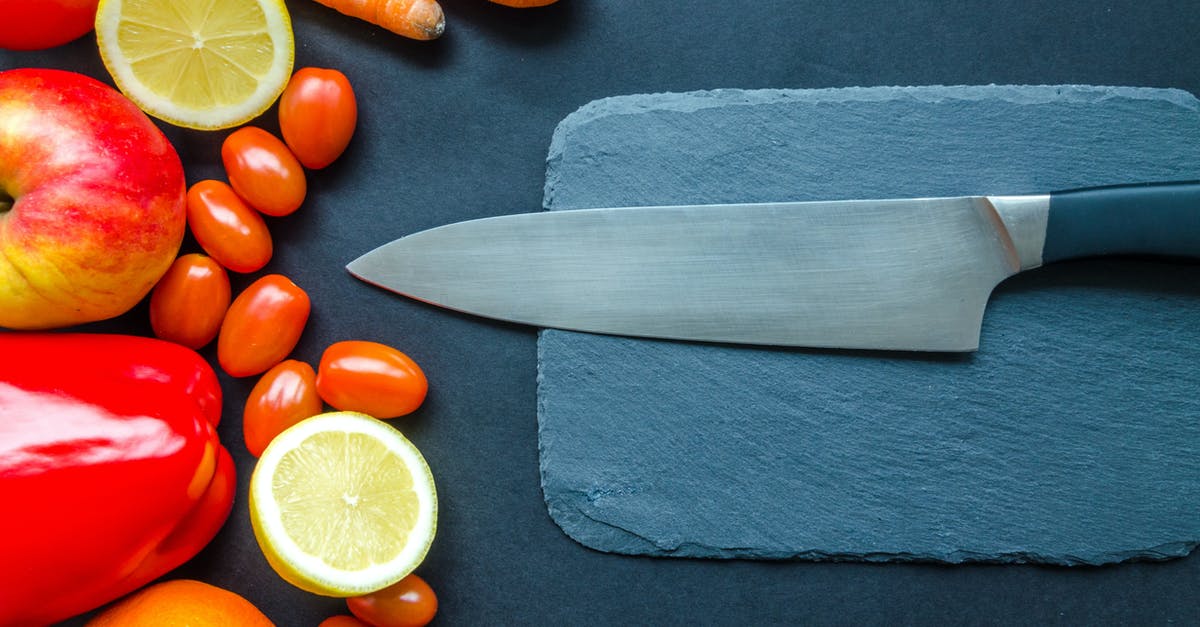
988 195 1050 271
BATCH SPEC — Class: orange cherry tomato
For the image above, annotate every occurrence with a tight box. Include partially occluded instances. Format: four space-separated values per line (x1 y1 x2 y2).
186 179 273 273
346 574 438 627
218 274 310 377
319 617 370 627
278 67 357 170
316 340 428 419
149 253 231 349
243 359 324 457
221 126 307 217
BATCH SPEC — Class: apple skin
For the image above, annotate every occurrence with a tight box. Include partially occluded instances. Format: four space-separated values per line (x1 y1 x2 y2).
0 68 186 329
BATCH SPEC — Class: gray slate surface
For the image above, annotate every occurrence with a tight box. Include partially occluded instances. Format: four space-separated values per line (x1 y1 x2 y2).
536 85 1200 564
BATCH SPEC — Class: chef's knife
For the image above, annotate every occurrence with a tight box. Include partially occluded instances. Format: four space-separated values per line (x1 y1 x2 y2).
347 181 1200 352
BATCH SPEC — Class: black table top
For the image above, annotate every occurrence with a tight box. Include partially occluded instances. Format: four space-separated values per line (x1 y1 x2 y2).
4 1 1199 624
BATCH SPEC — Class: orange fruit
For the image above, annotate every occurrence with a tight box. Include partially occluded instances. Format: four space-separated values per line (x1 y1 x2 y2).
86 579 274 626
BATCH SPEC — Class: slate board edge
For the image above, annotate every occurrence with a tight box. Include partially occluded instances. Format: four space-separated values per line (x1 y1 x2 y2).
542 83 1199 211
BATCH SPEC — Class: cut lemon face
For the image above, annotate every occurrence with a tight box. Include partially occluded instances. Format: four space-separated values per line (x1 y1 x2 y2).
95 0 295 130
249 411 438 597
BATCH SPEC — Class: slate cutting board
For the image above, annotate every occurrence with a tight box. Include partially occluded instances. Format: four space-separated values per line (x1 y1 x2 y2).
535 85 1200 565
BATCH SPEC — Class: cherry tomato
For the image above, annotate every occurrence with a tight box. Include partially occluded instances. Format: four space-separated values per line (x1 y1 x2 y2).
0 0 98 50
346 574 438 627
186 179 273 273
149 254 231 349
243 359 324 457
316 340 428 419
319 617 371 627
221 126 307 217
279 67 358 169
218 274 310 377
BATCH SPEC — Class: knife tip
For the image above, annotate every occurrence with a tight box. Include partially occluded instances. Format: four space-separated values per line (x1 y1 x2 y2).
345 256 368 281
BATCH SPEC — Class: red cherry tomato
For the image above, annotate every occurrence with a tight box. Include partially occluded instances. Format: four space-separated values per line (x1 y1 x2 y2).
279 67 358 169
186 179 273 273
316 340 428 419
218 274 310 377
221 126 307 217
243 359 324 457
149 254 231 349
0 0 99 50
346 574 438 627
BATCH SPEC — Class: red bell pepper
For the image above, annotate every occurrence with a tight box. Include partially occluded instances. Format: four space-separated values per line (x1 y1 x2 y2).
0 333 236 627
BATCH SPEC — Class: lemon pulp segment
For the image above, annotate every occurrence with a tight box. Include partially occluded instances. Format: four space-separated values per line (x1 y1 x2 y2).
273 431 419 570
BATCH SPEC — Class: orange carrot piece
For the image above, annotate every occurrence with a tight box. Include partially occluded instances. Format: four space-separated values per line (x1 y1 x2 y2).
313 0 445 40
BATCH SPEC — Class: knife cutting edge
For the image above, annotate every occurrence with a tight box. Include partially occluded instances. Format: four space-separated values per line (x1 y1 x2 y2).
347 181 1200 352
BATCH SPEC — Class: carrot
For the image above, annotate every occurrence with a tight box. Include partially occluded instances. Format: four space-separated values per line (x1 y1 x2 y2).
489 0 558 6
312 0 445 40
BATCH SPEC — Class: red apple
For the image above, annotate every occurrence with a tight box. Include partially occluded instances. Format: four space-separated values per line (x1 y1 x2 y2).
0 68 186 329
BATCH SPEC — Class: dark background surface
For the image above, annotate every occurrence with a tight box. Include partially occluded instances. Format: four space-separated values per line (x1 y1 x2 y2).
3 1 1199 624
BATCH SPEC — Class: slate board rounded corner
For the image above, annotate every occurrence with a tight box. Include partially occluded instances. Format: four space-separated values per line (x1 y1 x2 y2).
536 85 1200 565
536 484 655 557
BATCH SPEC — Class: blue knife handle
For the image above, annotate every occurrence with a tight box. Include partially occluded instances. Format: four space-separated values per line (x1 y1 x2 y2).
1043 181 1200 263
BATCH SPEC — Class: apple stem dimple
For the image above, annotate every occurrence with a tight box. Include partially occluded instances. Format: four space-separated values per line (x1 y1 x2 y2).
0 188 12 214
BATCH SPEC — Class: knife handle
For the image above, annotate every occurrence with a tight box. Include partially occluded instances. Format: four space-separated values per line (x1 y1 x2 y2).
1044 180 1200 263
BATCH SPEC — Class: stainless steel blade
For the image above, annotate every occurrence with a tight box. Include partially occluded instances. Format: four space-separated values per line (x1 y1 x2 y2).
347 197 1045 351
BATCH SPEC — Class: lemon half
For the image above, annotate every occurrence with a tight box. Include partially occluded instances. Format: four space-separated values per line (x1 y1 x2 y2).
95 0 295 130
249 412 438 597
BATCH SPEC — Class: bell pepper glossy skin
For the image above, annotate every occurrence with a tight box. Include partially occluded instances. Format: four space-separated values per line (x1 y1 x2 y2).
0 333 235 627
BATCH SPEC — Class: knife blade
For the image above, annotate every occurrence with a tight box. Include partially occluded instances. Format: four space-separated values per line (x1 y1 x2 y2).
347 181 1200 352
